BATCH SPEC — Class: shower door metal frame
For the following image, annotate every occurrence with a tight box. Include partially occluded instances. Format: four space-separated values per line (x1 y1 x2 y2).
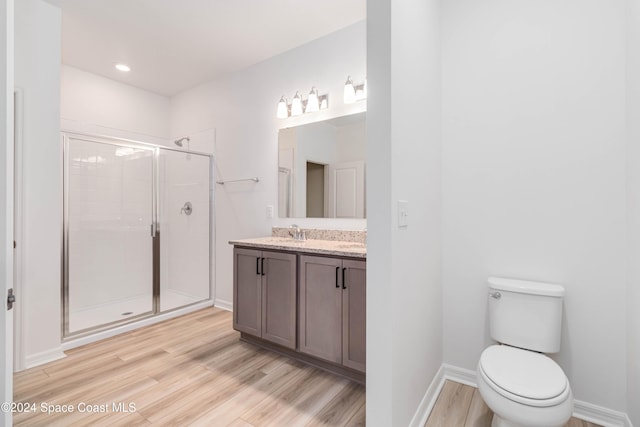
61 132 214 340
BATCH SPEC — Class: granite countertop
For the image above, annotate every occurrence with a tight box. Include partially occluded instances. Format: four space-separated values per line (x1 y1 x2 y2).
229 236 366 259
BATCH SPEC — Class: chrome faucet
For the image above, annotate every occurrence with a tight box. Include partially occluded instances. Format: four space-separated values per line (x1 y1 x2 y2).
289 224 306 241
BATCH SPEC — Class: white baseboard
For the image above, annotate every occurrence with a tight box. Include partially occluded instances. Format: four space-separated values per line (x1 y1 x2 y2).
408 365 446 427
442 363 478 387
24 347 66 370
416 363 633 427
214 298 232 312
573 400 633 427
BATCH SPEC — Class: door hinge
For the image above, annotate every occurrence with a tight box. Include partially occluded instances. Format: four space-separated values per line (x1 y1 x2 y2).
7 288 15 310
13 240 16 249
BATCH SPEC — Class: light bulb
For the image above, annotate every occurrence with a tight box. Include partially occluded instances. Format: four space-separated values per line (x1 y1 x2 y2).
306 87 319 113
277 96 288 118
344 76 356 104
291 91 303 116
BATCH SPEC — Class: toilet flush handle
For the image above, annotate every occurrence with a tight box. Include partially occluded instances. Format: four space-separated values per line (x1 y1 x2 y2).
488 291 501 300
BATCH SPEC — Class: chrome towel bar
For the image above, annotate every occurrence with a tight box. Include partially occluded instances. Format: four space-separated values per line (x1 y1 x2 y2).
215 177 259 185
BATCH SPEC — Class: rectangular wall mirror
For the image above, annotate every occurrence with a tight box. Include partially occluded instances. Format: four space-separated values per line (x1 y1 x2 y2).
278 112 366 219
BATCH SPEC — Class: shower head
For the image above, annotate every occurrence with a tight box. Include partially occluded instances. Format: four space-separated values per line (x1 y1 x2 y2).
174 136 190 147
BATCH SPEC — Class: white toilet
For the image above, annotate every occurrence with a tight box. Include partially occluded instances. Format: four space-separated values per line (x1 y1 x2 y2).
476 277 573 427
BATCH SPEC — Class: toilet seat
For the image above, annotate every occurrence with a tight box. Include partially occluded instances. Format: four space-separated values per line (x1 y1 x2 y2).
479 345 570 408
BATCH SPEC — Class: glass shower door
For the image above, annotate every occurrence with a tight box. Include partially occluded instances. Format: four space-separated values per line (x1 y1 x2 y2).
65 136 155 335
158 148 211 312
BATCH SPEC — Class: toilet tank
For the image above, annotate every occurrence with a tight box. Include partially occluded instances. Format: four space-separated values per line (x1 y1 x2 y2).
488 277 565 353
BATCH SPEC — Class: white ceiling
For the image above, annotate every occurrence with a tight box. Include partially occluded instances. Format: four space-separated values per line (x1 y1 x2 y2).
57 0 366 96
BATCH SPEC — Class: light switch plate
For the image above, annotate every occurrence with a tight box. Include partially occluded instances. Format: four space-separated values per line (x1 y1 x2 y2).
398 200 409 227
266 205 274 219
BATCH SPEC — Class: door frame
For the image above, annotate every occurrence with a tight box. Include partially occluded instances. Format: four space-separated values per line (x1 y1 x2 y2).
1 0 15 424
12 88 23 371
61 134 157 338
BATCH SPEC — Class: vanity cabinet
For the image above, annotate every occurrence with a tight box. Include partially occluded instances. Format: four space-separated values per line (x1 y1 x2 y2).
298 255 366 373
233 247 297 349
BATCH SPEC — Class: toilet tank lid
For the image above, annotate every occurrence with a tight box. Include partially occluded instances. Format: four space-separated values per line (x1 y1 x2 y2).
488 277 565 297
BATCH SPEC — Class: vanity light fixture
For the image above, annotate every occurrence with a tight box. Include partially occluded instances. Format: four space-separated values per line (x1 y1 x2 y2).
306 87 320 113
291 91 304 116
320 96 328 110
307 87 329 113
277 96 289 119
344 76 356 104
276 87 328 118
344 75 367 104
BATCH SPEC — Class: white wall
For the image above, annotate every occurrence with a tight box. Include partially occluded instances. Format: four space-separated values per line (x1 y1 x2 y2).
626 0 640 424
336 121 366 163
442 0 628 412
15 0 64 366
170 21 367 309
367 0 443 424
61 65 171 144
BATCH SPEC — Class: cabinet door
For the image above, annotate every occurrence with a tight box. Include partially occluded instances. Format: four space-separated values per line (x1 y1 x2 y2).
233 248 262 336
261 251 297 349
299 255 343 363
342 259 366 372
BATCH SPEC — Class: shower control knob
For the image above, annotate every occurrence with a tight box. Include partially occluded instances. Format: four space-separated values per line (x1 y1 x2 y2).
181 202 193 216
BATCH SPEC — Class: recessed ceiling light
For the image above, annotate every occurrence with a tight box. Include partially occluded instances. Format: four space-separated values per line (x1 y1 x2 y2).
115 63 130 72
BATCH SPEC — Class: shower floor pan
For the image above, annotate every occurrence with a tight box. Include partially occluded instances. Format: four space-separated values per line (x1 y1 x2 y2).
69 290 202 333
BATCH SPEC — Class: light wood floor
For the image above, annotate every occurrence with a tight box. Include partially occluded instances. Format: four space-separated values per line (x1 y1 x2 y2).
14 308 602 427
425 380 601 427
14 307 365 426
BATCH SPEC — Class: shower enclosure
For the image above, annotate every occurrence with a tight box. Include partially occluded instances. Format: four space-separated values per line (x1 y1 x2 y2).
62 133 212 338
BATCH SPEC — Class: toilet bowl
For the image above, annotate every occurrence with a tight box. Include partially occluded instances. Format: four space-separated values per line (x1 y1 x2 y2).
476 277 573 427
477 345 573 427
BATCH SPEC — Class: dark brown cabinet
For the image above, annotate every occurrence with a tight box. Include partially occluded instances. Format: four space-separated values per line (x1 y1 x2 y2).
233 247 297 349
298 255 366 372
